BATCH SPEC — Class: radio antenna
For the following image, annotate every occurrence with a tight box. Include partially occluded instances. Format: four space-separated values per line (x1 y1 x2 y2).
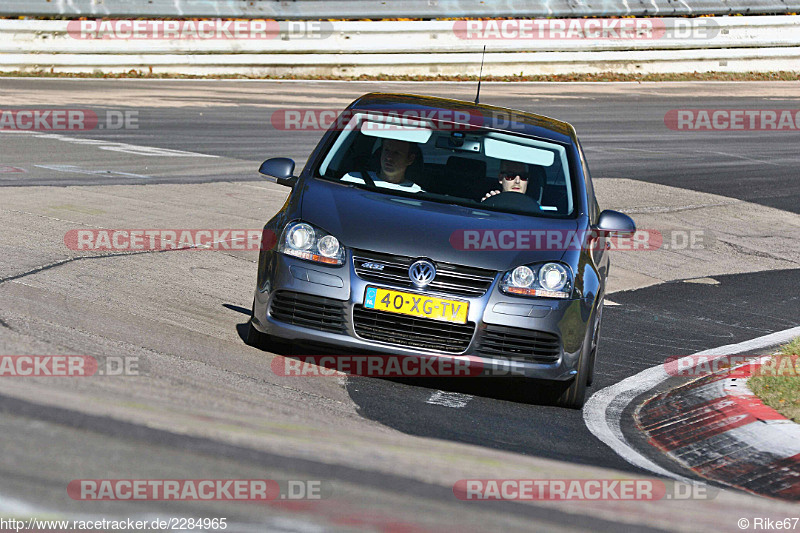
474 45 486 105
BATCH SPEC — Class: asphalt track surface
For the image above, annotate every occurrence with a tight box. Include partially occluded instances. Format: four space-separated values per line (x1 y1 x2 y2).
344 269 800 469
3 80 800 215
1 79 799 532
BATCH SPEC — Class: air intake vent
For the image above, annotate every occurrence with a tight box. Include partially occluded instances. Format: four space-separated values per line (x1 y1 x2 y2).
477 324 560 363
270 291 347 334
353 306 475 353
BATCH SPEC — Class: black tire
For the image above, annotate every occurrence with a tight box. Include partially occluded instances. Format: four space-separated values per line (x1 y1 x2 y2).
246 298 268 349
246 319 268 349
246 299 292 354
244 298 269 350
586 299 603 387
553 305 597 409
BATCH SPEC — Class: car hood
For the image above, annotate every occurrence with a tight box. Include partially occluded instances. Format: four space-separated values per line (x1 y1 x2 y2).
300 179 582 271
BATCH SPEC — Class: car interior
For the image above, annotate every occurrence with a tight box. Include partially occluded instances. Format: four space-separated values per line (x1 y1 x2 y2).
320 119 572 216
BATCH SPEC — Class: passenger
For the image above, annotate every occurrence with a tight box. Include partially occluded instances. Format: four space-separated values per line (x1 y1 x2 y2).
342 139 423 193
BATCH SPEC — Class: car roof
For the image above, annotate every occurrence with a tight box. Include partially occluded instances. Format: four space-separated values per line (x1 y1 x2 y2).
347 92 577 144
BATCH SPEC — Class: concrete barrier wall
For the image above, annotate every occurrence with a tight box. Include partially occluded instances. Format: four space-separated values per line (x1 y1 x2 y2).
2 0 800 18
2 17 799 76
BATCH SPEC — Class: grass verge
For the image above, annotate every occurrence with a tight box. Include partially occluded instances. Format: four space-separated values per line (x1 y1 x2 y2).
748 337 800 423
0 70 799 82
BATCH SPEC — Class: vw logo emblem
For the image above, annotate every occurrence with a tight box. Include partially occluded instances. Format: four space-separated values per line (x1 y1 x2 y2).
409 259 436 287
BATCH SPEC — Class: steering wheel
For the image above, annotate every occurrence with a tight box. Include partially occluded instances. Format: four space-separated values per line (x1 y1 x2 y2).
481 191 541 211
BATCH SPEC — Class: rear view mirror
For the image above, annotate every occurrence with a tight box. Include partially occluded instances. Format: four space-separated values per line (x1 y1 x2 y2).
259 158 298 187
595 210 636 236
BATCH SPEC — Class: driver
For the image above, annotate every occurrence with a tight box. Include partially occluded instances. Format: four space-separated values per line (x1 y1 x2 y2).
342 139 423 193
481 160 531 201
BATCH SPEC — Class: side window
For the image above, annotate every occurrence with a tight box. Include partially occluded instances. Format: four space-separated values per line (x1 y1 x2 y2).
577 141 599 223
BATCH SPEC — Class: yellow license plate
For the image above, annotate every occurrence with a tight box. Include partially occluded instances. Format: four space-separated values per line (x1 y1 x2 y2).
363 287 469 324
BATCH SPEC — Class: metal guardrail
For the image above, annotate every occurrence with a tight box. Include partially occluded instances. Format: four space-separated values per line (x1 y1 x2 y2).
2 0 800 19
1 17 798 76
1 17 796 54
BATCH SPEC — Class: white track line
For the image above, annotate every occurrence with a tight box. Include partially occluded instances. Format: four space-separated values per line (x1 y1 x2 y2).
34 164 151 179
426 391 472 408
14 132 218 158
583 325 800 482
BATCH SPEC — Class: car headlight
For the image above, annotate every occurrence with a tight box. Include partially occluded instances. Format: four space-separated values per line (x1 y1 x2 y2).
511 266 534 288
278 221 345 266
539 263 568 292
500 262 572 299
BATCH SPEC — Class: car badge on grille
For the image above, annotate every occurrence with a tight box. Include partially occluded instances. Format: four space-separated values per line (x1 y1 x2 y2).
361 262 385 271
409 260 436 287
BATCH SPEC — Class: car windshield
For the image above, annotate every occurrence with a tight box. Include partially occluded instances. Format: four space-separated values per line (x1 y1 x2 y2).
315 111 575 217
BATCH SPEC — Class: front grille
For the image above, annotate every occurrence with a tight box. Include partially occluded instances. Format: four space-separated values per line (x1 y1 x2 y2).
270 291 347 334
353 306 475 353
476 324 561 363
353 250 496 297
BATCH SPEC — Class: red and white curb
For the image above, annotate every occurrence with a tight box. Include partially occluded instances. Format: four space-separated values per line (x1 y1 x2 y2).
636 355 800 500
584 326 800 487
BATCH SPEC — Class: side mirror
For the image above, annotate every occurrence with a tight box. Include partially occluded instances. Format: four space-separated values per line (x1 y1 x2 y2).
259 158 298 187
595 210 636 236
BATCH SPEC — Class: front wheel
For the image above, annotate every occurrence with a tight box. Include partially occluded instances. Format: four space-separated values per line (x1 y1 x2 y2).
246 307 269 349
246 299 292 354
553 305 598 409
586 299 603 387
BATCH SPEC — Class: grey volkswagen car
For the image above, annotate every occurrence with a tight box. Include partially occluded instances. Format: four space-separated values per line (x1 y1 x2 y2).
247 93 635 408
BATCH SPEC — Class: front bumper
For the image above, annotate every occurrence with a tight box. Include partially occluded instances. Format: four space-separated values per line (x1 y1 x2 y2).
253 251 593 381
